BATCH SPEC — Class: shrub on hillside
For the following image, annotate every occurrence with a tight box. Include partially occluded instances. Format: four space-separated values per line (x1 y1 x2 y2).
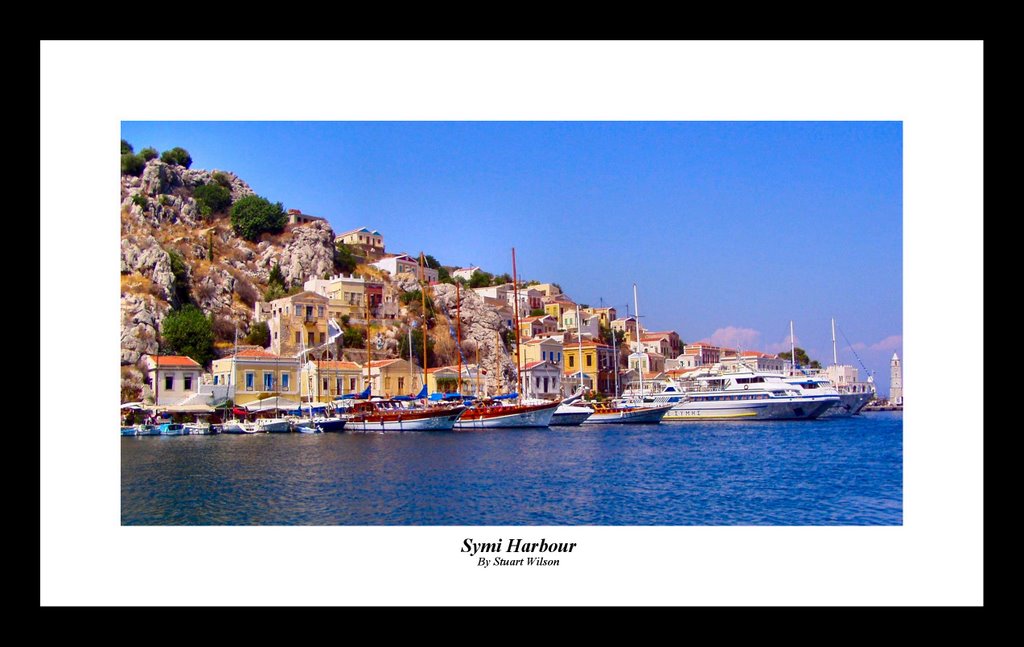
245 321 270 347
232 277 260 307
194 183 232 215
160 147 193 168
212 171 232 188
139 147 158 161
230 195 287 242
131 193 148 208
122 153 145 176
211 315 238 342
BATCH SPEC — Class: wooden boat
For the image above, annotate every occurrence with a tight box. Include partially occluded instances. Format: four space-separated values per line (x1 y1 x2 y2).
454 397 559 429
344 399 466 432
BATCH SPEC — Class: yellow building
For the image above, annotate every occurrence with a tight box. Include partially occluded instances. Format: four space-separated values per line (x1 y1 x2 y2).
582 306 617 328
335 226 385 260
518 337 564 372
562 339 616 395
300 359 365 403
262 291 330 357
426 366 460 394
543 298 576 326
519 314 558 339
532 283 562 297
364 358 423 397
210 349 301 406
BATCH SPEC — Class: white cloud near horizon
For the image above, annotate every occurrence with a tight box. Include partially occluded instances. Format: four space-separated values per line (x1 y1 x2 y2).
766 335 800 354
846 335 902 353
707 326 762 351
869 335 903 352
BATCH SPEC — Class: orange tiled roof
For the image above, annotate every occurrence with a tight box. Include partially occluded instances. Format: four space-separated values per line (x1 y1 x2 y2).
365 359 402 368
426 366 458 374
147 354 200 367
314 360 361 370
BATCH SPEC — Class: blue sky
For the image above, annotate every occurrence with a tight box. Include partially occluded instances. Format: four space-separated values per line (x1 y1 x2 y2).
122 121 902 391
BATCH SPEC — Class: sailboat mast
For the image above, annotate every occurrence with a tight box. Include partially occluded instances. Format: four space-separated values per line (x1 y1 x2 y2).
634 283 643 398
790 320 796 372
365 296 372 396
456 281 462 394
611 321 619 397
419 253 429 395
576 303 584 395
831 317 838 366
511 247 522 397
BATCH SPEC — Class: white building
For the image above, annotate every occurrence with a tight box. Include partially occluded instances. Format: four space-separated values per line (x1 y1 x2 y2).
453 266 481 281
665 353 699 370
562 310 601 338
370 254 439 283
890 352 903 405
140 354 202 406
521 360 562 400
721 351 786 373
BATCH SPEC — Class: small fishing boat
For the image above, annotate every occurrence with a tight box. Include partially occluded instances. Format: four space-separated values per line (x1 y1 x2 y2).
120 426 138 436
184 421 214 435
158 422 187 435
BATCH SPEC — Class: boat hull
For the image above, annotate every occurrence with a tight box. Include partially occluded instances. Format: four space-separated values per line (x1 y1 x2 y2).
582 404 672 424
346 406 466 433
257 419 293 433
550 405 593 426
218 421 256 434
295 417 347 433
454 401 558 429
159 423 187 436
184 423 213 435
663 397 837 421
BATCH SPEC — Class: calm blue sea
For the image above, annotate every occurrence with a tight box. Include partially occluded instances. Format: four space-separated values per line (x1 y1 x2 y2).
121 411 902 525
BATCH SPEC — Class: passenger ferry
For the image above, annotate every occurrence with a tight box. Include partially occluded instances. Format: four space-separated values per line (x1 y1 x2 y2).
646 369 839 421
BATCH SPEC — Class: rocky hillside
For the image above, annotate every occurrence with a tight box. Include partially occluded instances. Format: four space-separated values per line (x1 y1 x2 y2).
119 157 516 388
120 158 337 365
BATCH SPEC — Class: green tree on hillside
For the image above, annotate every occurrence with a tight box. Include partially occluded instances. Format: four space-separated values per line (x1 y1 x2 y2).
121 139 133 154
166 249 191 306
121 153 145 176
245 321 270 348
334 242 359 274
194 183 232 216
139 147 158 161
161 305 215 368
231 195 287 241
468 270 493 289
160 147 193 168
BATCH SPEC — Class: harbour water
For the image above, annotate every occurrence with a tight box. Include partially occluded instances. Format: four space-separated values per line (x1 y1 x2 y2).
121 411 901 525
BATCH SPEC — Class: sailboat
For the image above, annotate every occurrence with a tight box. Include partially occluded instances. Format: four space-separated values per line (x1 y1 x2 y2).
294 330 347 433
582 284 673 424
815 318 877 417
454 248 559 429
344 254 466 432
